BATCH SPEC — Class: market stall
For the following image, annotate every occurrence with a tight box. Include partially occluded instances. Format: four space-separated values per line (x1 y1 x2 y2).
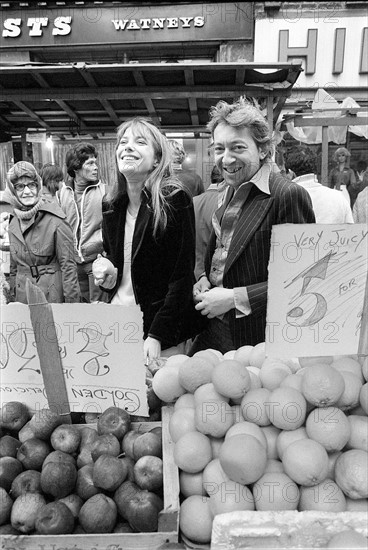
1 221 367 548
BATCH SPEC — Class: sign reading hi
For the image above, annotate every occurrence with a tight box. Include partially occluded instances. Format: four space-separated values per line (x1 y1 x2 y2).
255 15 367 89
266 224 368 358
1 304 149 416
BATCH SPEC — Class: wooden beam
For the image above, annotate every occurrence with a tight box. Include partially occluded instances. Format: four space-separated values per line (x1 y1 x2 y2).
131 70 159 124
184 68 194 87
13 100 49 129
321 126 329 187
143 98 160 125
3 86 290 101
77 67 122 127
0 61 301 75
55 100 87 131
133 70 146 87
288 107 364 115
99 98 121 127
8 125 211 136
0 114 10 128
188 98 199 127
286 116 368 127
31 73 50 88
184 69 199 126
272 95 289 123
235 67 246 86
77 69 96 88
267 95 274 131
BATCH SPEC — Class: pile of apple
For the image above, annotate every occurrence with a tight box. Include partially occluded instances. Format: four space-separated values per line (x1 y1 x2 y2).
0 402 164 535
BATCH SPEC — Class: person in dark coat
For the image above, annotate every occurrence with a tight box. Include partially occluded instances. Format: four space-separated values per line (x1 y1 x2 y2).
4 161 80 303
92 117 200 363
168 139 204 198
193 165 225 279
190 98 316 354
58 143 107 303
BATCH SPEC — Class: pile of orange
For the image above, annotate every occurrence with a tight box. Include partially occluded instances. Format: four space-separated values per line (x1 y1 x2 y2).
151 346 368 545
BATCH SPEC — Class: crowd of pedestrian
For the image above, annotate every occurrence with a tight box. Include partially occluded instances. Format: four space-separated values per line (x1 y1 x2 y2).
1 97 367 356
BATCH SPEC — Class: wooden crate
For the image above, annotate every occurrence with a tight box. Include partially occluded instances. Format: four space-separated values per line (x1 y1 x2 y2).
211 510 368 549
2 406 179 550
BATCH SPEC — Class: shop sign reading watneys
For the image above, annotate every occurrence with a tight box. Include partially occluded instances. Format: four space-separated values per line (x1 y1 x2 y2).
0 3 252 47
111 16 205 31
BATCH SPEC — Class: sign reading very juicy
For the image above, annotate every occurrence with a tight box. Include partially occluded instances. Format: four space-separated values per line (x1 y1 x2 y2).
266 224 368 358
0 303 148 416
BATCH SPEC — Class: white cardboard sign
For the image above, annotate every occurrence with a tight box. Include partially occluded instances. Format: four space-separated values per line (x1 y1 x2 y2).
266 224 368 358
1 303 149 416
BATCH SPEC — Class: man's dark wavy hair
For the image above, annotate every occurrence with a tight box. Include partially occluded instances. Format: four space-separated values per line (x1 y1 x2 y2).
65 142 97 178
285 146 317 177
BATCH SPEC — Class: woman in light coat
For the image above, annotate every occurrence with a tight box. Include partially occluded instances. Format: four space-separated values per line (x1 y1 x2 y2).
4 161 80 303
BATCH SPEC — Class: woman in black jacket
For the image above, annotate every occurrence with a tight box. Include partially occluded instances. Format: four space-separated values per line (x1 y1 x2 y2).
93 117 199 363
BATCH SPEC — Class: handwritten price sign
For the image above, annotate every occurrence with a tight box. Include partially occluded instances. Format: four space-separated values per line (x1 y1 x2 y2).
266 224 368 358
1 303 148 416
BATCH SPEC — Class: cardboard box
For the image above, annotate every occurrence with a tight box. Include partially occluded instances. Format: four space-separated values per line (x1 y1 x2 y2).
211 510 368 548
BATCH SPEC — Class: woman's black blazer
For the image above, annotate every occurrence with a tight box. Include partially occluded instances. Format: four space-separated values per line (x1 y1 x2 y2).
101 187 201 348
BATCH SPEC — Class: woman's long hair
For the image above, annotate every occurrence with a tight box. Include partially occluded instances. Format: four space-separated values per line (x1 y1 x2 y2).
106 117 183 236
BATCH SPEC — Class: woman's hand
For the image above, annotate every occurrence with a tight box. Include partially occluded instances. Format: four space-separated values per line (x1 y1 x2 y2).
92 254 117 289
193 275 211 304
143 336 161 365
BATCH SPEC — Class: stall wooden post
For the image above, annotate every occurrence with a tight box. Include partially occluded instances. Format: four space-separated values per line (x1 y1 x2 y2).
321 125 329 186
267 94 274 132
26 279 72 422
358 269 368 357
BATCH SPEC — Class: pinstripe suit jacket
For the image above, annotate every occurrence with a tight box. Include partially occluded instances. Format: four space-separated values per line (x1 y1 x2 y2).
204 170 316 348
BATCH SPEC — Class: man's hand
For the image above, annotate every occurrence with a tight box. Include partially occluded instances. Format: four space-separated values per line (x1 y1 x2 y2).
143 336 161 365
92 254 117 289
193 275 211 304
194 287 235 318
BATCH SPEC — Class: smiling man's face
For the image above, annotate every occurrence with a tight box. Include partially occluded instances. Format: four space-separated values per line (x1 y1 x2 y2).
213 123 264 188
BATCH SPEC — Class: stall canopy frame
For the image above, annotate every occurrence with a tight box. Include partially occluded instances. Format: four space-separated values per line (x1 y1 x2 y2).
0 60 302 140
282 108 368 186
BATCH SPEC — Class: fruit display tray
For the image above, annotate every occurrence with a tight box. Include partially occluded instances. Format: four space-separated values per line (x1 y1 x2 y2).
211 510 368 548
1 406 180 550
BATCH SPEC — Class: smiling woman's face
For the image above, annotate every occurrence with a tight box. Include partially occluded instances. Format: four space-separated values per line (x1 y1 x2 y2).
116 126 157 182
213 123 264 188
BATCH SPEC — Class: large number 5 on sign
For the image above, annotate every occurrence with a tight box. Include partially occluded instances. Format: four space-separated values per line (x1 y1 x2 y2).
286 251 337 327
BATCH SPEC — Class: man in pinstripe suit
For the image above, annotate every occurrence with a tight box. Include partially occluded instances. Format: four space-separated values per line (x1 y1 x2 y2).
190 98 315 354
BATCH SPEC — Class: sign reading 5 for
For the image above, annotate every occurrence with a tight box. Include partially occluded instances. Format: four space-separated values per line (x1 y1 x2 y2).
266 224 368 358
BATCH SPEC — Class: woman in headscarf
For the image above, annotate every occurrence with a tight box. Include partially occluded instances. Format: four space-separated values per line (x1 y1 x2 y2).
4 161 80 303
